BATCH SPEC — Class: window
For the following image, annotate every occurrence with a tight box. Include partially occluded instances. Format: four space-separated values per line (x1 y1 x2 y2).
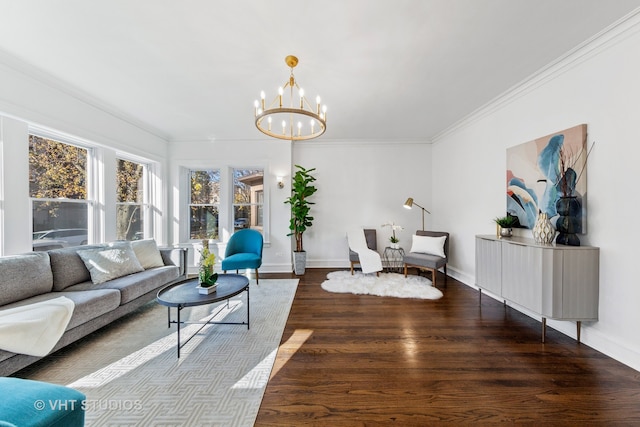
189 170 220 240
233 169 264 231
29 135 90 250
116 158 146 240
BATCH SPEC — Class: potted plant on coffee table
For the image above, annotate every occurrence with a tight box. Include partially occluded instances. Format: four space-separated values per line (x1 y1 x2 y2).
196 239 218 294
284 165 317 275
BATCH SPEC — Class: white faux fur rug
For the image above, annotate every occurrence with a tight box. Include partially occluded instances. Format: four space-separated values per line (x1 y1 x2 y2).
321 270 443 300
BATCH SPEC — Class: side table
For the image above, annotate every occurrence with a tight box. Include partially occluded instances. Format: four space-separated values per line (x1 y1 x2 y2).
382 247 405 273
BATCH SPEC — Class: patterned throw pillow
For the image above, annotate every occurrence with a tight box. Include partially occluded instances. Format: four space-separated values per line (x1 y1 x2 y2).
77 242 144 284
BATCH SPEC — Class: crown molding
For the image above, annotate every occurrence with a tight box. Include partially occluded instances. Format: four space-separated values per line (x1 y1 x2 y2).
432 7 640 144
0 49 170 142
168 135 432 145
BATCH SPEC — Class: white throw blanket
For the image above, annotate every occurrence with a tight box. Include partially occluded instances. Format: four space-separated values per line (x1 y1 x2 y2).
0 296 75 357
347 228 383 274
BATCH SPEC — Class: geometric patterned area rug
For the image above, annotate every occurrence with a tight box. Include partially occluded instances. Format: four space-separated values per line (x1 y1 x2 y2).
25 279 298 426
322 270 442 300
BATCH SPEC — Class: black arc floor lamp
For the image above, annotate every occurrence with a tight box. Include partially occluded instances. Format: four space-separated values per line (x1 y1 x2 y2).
403 197 431 231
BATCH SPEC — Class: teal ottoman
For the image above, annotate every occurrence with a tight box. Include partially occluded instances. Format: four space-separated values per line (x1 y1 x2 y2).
0 377 85 427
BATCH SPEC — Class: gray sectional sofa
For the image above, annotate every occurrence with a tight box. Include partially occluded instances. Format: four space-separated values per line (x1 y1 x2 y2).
0 240 187 376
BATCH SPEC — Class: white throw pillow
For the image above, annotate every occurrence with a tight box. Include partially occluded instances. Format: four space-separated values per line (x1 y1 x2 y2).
410 235 446 258
77 242 144 284
131 239 165 269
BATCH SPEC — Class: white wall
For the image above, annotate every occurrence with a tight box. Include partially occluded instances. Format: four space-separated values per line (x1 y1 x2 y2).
432 14 640 370
0 54 167 158
293 140 432 268
167 139 431 274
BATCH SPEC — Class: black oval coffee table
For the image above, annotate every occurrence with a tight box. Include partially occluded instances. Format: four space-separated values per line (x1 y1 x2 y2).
157 274 250 358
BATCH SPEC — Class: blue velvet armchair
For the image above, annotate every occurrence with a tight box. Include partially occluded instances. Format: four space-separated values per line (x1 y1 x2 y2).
221 229 263 284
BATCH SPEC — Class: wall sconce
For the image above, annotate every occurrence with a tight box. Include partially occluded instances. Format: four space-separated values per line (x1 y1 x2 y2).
403 197 431 231
277 176 284 189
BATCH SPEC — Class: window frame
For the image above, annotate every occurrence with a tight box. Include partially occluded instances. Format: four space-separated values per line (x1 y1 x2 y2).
187 168 221 241
232 168 265 232
115 156 150 241
28 130 97 247
180 164 271 244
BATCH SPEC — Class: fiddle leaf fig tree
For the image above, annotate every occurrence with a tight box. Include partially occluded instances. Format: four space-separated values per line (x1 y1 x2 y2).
284 165 317 252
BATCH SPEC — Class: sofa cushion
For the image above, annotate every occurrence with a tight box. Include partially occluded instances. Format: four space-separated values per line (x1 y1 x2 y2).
49 245 104 291
0 252 53 306
131 239 165 269
77 242 144 284
0 288 121 331
65 265 179 305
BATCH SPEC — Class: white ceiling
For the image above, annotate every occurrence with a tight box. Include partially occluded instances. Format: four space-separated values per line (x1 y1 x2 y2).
1 0 639 143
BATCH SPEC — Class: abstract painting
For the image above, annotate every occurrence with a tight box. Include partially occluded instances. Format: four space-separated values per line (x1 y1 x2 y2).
506 124 588 232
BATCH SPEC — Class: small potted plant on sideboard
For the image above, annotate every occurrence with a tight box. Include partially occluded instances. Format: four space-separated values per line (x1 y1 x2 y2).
494 215 518 238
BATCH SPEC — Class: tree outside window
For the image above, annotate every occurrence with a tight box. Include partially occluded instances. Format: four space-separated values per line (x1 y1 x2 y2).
116 158 145 240
29 135 89 250
233 169 263 232
189 170 220 240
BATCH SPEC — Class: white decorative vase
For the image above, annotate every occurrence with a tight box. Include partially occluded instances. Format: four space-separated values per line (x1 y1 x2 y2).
533 212 556 245
390 243 399 249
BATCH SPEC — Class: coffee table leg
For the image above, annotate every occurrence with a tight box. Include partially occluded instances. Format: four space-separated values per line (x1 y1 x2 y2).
177 305 181 358
247 285 250 330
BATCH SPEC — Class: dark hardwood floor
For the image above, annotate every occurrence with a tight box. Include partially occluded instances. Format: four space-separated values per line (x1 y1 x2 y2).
255 268 640 426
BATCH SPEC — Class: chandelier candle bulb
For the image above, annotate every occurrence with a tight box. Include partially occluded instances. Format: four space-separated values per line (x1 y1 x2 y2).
299 88 304 108
316 96 321 114
254 100 259 116
310 119 315 133
282 120 286 135
260 91 265 110
278 87 283 107
268 116 272 131
297 121 302 136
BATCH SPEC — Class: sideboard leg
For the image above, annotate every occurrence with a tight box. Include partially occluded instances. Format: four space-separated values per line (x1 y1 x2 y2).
478 288 482 305
542 317 546 343
577 321 582 343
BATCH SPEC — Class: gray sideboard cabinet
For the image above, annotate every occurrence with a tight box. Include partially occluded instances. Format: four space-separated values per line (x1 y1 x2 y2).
475 235 599 343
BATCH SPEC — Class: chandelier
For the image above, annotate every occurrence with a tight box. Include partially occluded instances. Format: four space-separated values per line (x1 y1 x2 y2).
254 55 327 141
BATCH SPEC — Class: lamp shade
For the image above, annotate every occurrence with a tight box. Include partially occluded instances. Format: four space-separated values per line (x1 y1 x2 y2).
404 198 414 209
